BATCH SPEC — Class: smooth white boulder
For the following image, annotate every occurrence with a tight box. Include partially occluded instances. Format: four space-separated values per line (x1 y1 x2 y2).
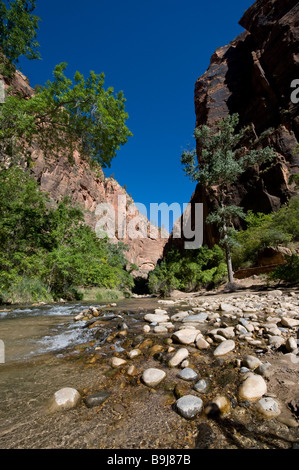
144 313 169 323
142 368 166 387
213 340 236 357
172 328 200 345
238 374 267 401
175 395 203 419
256 397 281 418
168 348 189 367
49 387 81 412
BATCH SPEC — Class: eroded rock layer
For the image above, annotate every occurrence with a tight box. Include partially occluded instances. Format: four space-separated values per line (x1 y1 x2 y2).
0 70 168 277
166 0 299 252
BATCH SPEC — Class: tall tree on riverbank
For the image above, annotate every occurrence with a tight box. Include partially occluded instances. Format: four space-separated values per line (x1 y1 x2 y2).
0 0 40 76
181 113 276 284
0 2 132 168
0 62 133 168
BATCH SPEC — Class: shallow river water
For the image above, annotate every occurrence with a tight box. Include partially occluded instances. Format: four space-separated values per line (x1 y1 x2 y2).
0 298 166 449
1 297 298 450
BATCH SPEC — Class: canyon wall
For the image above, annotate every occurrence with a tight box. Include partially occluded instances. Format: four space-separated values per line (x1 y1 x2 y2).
0 70 168 277
165 0 299 253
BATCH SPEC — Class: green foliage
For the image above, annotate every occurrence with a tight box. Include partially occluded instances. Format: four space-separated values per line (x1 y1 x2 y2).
148 245 227 297
0 167 134 303
268 255 299 284
2 277 52 304
0 62 132 168
181 114 277 282
271 195 299 241
0 0 40 65
181 114 276 187
231 196 299 269
181 115 276 236
290 173 299 189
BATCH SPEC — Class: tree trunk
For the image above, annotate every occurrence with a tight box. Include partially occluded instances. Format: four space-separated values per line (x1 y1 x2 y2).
225 242 234 284
223 221 234 284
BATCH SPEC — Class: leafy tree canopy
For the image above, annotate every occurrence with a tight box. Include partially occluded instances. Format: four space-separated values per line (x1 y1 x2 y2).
0 0 40 64
181 114 277 283
148 245 227 297
0 62 133 167
0 167 134 302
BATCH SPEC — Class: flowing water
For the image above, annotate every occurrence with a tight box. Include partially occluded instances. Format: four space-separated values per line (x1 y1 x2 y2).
0 298 163 449
1 298 297 449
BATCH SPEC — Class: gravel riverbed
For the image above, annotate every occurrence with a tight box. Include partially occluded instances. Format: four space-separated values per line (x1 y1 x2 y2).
1 288 298 449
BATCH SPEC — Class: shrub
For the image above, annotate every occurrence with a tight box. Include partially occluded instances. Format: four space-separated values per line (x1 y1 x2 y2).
4 277 53 304
231 200 298 270
0 167 134 303
268 254 299 284
148 245 227 297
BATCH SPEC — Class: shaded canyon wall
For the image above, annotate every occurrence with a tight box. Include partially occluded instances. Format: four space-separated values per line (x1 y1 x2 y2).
165 0 299 255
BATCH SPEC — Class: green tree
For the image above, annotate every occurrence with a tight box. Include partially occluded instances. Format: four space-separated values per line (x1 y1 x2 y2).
0 0 40 75
181 114 276 284
0 62 132 168
0 167 52 293
231 194 299 269
0 167 134 302
148 245 226 297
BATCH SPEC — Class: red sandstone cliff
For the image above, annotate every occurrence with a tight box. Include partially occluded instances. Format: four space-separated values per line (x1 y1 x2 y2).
0 69 168 277
165 0 299 253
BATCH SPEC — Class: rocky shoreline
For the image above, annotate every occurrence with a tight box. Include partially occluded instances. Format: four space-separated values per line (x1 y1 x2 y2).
45 287 299 449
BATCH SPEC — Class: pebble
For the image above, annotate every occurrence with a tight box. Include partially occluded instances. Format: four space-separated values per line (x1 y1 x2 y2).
154 325 168 334
171 311 189 322
144 313 169 323
168 348 189 367
281 317 299 328
195 336 210 350
238 374 267 401
213 340 236 357
172 328 200 345
286 337 298 352
127 349 141 359
127 365 137 376
182 313 208 323
205 395 231 417
255 362 273 378
85 391 110 408
111 357 127 368
242 355 262 370
256 397 281 418
177 367 199 381
142 368 166 387
193 379 209 393
219 303 237 312
49 387 81 412
181 359 189 368
154 308 168 314
175 395 203 419
268 336 285 348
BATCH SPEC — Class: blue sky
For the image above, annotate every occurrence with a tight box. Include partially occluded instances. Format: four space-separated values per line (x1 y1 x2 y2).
19 0 254 228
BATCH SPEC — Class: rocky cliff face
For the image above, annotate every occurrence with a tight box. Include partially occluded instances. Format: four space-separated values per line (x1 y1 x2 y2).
165 0 299 253
0 70 168 277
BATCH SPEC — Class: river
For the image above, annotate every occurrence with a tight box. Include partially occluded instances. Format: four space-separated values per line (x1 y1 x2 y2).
0 297 165 449
1 297 297 450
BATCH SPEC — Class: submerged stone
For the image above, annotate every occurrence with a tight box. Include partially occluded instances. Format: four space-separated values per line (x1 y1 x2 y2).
142 368 166 387
175 395 203 419
85 391 110 408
